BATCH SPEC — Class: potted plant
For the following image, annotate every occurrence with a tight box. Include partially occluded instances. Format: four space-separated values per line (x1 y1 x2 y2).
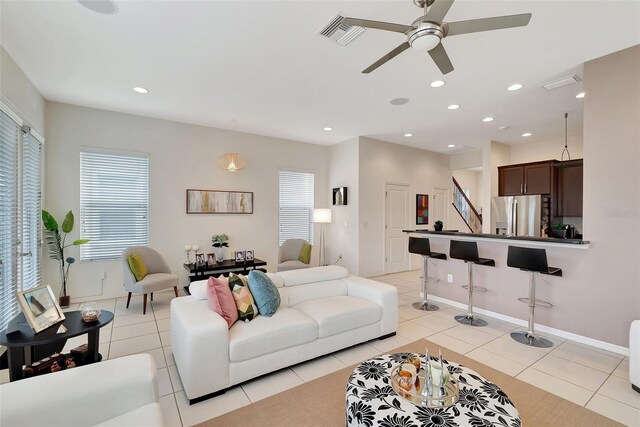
42 210 89 308
211 234 229 262
551 223 567 239
434 220 444 231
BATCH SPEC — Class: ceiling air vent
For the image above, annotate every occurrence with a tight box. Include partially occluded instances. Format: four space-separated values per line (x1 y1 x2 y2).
542 75 582 90
318 13 365 46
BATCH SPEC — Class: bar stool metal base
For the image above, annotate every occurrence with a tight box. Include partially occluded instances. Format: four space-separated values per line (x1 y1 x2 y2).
510 331 553 348
412 301 439 311
455 314 487 327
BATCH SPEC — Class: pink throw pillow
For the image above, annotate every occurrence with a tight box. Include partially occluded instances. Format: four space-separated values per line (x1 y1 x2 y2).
206 276 238 328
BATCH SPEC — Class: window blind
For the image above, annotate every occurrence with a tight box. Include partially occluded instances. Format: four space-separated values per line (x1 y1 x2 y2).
278 171 314 245
80 151 149 261
20 130 42 292
0 110 20 331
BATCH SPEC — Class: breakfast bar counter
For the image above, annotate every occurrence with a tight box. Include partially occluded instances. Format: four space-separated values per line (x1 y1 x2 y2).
403 229 589 248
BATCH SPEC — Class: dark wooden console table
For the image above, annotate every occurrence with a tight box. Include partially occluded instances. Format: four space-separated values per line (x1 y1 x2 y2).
183 258 267 293
0 310 113 382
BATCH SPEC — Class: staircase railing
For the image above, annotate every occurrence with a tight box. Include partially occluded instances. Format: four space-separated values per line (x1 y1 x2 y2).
452 177 483 233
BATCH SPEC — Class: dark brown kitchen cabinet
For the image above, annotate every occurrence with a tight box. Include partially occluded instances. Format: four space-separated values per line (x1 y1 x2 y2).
498 160 554 196
555 159 583 217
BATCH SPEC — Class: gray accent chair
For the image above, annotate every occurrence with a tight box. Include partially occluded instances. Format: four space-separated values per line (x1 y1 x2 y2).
277 239 312 272
122 246 179 314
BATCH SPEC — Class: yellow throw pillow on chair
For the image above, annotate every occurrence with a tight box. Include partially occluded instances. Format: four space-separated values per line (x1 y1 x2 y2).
128 252 148 281
298 242 312 264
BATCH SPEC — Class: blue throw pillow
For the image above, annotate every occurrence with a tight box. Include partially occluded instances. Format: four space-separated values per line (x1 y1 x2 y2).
247 270 281 317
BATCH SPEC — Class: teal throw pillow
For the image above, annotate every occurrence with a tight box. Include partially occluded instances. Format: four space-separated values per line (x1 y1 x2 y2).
247 270 281 317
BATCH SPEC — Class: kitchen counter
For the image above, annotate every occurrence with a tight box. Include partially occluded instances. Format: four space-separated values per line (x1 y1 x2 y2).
403 230 589 247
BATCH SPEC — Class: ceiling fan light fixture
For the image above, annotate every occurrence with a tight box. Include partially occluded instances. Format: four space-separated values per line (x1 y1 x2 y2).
409 33 441 51
218 153 247 172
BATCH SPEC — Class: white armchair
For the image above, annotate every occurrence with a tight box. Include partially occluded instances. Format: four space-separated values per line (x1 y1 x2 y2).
0 354 163 426
277 239 312 272
122 246 179 314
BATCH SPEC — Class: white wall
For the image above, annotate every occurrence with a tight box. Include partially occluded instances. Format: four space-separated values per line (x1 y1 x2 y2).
328 138 359 274
44 102 329 300
449 149 482 170
510 135 583 164
0 46 45 134
358 137 452 277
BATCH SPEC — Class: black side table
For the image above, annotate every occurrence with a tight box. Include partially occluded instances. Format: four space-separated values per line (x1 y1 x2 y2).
0 310 114 382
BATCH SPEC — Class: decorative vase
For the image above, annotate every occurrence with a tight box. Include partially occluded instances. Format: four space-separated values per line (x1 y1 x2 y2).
214 247 224 262
59 295 71 308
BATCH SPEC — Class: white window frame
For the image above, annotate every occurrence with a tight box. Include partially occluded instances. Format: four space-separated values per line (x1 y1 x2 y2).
79 149 149 261
278 170 315 246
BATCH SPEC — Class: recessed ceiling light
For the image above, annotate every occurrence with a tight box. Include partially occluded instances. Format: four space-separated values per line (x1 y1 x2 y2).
447 144 456 148
448 104 460 110
507 83 524 91
430 80 445 88
499 125 510 130
79 0 118 14
390 98 409 105
323 127 332 131
482 117 495 122
576 92 586 99
522 132 532 137
133 87 149 94
404 133 413 137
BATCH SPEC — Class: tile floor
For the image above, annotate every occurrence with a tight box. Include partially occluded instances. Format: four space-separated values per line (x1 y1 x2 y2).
1 271 639 426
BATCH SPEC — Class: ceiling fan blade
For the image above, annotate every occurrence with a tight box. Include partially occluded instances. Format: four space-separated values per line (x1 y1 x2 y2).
425 0 455 24
428 43 454 75
342 17 413 34
446 13 532 36
362 42 411 74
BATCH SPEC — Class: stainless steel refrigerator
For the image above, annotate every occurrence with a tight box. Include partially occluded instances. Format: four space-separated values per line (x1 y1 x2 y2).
491 195 542 237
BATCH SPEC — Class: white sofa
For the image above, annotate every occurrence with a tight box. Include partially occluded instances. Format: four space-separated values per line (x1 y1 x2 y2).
171 265 398 403
0 354 163 427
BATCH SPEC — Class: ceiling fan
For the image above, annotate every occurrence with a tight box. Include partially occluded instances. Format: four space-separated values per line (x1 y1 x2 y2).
342 0 532 75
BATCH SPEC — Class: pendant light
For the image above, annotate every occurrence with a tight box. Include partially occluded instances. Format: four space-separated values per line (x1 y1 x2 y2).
218 153 247 172
561 112 571 166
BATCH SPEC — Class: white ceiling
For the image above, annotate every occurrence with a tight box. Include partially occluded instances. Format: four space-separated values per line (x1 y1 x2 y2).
1 1 639 152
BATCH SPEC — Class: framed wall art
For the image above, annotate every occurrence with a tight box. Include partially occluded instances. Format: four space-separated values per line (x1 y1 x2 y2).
16 284 66 333
332 187 348 205
416 194 429 225
186 189 253 214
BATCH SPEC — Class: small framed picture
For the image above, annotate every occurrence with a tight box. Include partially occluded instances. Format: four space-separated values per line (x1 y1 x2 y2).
16 284 66 334
195 253 206 267
207 253 215 266
235 250 245 263
246 250 254 262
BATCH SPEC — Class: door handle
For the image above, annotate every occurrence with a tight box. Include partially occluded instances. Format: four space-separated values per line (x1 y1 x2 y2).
520 184 523 194
524 183 527 193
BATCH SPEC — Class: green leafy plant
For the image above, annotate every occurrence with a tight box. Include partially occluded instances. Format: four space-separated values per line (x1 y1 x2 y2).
42 210 89 298
553 223 566 230
211 234 229 248
435 220 444 227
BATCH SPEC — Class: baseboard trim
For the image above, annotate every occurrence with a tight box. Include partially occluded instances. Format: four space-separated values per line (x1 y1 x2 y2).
427 295 630 357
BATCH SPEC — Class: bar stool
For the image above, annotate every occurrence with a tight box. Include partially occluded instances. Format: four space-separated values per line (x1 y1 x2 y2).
449 240 495 327
507 246 561 348
408 237 447 311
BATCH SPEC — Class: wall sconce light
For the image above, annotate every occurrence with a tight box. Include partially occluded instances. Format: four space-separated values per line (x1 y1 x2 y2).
218 153 247 172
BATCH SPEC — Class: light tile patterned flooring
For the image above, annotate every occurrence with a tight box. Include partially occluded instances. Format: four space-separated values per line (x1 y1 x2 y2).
1 270 639 426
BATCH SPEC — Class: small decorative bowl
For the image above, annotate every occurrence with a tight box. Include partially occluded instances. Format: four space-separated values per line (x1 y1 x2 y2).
79 302 101 323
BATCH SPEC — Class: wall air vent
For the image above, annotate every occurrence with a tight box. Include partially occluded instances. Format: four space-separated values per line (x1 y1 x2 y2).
542 75 582 90
318 13 365 46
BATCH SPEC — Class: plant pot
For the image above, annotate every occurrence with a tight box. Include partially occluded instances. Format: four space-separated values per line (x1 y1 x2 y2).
213 247 224 262
59 295 71 308
551 228 566 239
434 225 444 231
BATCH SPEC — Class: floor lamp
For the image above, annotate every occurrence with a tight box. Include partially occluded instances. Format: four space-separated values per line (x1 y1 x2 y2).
313 208 332 266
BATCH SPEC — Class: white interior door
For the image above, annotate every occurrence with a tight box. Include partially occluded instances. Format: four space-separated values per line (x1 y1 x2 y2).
433 188 448 229
385 184 410 273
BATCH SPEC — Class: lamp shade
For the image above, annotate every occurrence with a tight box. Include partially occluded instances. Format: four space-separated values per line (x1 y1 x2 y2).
218 153 247 172
313 208 332 223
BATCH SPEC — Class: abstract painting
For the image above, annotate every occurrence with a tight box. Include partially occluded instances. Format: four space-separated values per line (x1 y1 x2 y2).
416 194 429 224
186 189 253 214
